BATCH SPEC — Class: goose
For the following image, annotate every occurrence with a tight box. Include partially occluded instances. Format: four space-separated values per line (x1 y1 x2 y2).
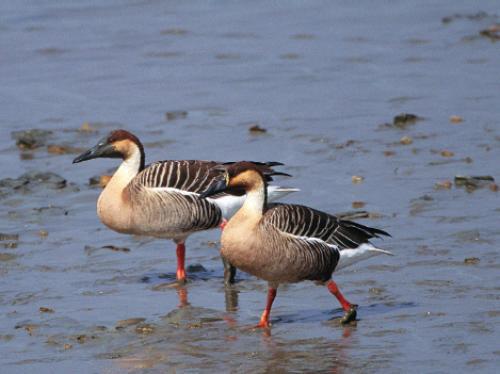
201 161 392 327
73 130 297 284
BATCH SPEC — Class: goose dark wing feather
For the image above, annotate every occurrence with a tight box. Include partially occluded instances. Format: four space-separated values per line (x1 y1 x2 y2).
135 160 288 195
264 203 390 249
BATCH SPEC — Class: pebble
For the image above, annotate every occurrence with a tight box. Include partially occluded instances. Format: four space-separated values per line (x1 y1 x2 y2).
400 136 413 145
351 175 364 184
135 323 155 334
352 201 366 209
39 307 54 313
464 257 480 265
165 111 188 121
440 150 454 157
116 318 146 330
435 181 452 190
248 124 267 133
449 115 463 123
12 129 53 150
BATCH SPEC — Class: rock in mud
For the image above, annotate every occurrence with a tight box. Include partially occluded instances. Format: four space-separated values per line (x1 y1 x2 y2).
393 113 420 127
165 110 188 121
449 115 463 123
352 201 366 209
0 253 17 261
12 129 53 150
0 233 19 241
351 175 364 184
186 263 206 273
0 172 66 196
454 175 495 191
84 245 130 255
400 136 413 145
116 318 146 330
248 124 267 134
464 257 480 265
435 180 452 190
39 307 54 313
479 24 500 41
440 150 454 157
135 323 155 335
47 144 83 155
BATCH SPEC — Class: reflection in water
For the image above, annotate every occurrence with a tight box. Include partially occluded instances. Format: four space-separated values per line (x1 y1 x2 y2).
259 325 356 373
177 286 190 308
224 286 239 312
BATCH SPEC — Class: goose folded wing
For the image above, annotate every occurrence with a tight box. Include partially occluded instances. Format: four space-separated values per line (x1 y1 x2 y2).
264 203 390 249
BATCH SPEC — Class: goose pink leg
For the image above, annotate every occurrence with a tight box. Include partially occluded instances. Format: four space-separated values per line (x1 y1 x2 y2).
256 287 277 328
176 243 186 283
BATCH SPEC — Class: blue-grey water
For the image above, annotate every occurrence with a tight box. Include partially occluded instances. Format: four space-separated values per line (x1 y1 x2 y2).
1 1 499 372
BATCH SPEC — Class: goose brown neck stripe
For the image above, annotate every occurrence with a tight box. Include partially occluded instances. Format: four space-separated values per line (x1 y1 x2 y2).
108 129 145 171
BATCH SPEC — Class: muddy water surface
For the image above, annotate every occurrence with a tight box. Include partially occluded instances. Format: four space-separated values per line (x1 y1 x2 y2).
1 1 499 373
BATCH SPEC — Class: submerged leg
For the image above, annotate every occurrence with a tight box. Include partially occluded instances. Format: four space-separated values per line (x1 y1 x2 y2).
220 218 237 285
176 242 186 283
256 287 277 329
222 256 237 286
326 279 357 324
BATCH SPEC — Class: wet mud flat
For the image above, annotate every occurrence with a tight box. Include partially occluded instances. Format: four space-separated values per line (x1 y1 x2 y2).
1 1 500 373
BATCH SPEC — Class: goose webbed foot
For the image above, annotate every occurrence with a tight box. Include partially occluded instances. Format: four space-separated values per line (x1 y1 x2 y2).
339 304 358 325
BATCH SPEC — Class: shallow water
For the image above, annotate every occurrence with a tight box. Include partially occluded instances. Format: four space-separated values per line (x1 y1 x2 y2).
1 1 499 372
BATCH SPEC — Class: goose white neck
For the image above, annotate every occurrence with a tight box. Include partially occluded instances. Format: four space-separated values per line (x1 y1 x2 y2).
113 144 142 186
241 179 267 216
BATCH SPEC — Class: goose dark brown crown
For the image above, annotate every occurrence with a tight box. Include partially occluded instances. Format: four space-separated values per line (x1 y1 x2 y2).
107 129 145 171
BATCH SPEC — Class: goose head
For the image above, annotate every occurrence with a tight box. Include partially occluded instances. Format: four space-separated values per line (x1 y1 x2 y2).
201 161 289 198
73 129 145 171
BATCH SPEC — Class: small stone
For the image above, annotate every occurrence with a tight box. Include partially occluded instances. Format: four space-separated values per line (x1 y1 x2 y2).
454 175 495 191
352 201 366 209
384 150 396 157
351 175 364 184
186 263 206 273
63 343 73 350
47 145 69 155
160 28 189 36
101 245 130 253
203 240 218 248
479 24 500 41
435 180 452 190
440 150 454 157
0 233 19 241
135 323 155 335
76 335 88 344
165 110 188 121
0 253 17 261
116 318 146 330
80 122 96 133
464 257 480 265
489 183 499 192
12 129 53 150
38 230 49 238
400 136 413 145
248 124 267 134
39 306 54 313
369 287 384 295
449 115 463 123
394 113 418 124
